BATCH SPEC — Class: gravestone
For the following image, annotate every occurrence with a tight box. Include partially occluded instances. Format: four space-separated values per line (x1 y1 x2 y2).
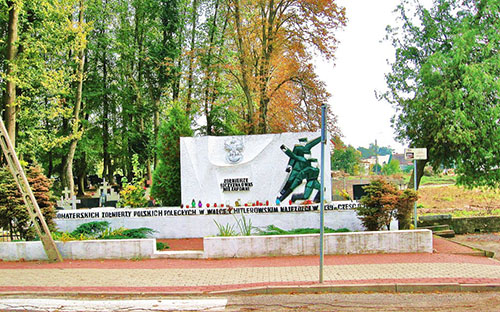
56 187 72 210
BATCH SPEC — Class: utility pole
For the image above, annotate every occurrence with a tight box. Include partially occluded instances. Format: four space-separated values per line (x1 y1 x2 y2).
0 118 62 262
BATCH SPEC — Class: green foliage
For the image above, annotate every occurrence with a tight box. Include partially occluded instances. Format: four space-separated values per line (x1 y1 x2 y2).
54 221 155 241
71 221 110 238
102 228 155 240
213 220 238 236
256 225 350 235
371 163 382 174
0 165 56 240
331 146 361 175
151 104 193 206
234 214 253 236
156 242 169 250
383 0 500 188
118 155 149 208
357 178 418 231
382 159 402 176
357 144 393 159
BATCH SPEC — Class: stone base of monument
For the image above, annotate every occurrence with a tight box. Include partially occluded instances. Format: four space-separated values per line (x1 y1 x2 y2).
0 230 432 261
201 229 433 259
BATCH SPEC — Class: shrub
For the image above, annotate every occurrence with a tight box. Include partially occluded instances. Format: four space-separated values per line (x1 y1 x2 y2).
357 178 418 231
256 225 350 235
156 242 169 250
213 220 238 236
54 221 155 241
71 221 110 238
0 165 56 240
118 155 149 208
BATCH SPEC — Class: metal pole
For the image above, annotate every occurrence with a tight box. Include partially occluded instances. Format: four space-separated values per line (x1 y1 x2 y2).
413 159 417 228
319 104 326 283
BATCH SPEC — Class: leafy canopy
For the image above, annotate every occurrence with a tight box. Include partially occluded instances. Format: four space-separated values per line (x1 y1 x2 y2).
382 0 500 188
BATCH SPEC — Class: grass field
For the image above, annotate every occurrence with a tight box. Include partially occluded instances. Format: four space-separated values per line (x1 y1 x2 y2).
418 185 500 217
334 174 499 217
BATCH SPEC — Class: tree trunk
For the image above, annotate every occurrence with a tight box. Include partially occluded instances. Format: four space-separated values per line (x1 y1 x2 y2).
62 0 85 196
102 42 112 183
186 0 198 114
232 0 254 133
408 159 428 190
4 0 20 146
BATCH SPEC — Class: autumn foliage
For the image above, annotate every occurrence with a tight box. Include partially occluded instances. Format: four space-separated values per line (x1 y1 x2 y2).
357 178 418 231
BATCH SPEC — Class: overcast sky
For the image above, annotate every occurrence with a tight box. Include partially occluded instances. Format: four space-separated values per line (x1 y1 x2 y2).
315 0 430 153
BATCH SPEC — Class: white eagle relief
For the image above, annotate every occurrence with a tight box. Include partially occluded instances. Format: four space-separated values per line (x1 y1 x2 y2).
224 137 244 164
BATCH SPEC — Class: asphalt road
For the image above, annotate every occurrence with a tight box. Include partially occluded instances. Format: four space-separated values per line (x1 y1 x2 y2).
1 292 499 312
224 292 500 311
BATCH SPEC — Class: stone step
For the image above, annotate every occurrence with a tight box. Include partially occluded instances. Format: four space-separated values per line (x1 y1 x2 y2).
421 225 451 232
152 250 204 259
434 229 455 238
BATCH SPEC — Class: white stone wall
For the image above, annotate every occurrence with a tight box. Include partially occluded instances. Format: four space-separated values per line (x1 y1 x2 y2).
203 230 433 258
54 205 398 238
0 239 155 261
180 132 332 206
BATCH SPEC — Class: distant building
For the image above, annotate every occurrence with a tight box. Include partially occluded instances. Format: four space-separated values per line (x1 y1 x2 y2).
361 154 391 172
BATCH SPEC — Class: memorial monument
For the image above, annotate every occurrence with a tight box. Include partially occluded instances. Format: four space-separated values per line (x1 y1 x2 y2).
180 132 332 206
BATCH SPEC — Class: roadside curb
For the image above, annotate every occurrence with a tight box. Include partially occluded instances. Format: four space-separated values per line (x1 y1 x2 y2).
448 238 498 259
1 283 500 297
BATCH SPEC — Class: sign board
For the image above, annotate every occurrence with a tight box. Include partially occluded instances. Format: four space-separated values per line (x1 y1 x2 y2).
404 148 427 160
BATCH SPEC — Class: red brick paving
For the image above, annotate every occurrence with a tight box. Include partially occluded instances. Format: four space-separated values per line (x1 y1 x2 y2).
2 277 500 294
2 235 499 294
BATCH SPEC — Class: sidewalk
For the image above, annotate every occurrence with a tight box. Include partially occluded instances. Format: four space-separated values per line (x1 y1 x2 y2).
1 236 499 295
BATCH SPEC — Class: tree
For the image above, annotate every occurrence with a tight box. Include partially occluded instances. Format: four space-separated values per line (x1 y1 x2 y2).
62 0 88 196
357 178 417 231
3 0 21 146
382 159 401 175
383 0 500 188
151 104 193 206
0 165 56 240
226 0 346 134
331 145 361 175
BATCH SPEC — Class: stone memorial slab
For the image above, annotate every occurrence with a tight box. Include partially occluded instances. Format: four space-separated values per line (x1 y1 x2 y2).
180 132 332 206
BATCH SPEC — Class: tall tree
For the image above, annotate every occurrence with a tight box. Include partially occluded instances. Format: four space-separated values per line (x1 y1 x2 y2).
151 104 193 206
3 0 21 145
226 0 346 134
383 0 500 188
62 0 88 195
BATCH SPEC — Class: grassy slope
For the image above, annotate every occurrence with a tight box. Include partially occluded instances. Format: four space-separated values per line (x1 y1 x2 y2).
418 185 500 217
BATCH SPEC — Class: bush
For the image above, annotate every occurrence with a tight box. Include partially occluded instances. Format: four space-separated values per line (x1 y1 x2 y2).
256 225 350 235
71 221 110 238
118 155 149 208
0 165 56 240
53 221 155 241
357 178 418 231
156 242 169 250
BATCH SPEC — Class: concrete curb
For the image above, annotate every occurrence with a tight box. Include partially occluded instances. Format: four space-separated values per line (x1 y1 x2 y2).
448 239 498 259
2 283 500 297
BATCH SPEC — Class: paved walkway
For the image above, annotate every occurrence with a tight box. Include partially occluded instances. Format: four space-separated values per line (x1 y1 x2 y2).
1 236 499 295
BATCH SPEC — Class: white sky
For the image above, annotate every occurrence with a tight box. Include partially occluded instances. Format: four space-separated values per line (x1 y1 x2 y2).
315 0 431 153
